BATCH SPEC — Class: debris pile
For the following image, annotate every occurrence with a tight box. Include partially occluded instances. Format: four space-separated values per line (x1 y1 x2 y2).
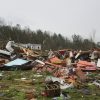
0 41 100 99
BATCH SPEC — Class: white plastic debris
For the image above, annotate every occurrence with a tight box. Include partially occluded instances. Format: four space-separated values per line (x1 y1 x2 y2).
45 76 65 84
60 83 74 90
97 59 100 67
93 80 100 87
6 41 15 53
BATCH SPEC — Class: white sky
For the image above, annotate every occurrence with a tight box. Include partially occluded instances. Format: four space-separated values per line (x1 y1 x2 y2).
0 0 100 42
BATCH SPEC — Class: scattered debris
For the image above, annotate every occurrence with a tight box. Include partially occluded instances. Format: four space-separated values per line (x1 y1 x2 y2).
0 41 100 99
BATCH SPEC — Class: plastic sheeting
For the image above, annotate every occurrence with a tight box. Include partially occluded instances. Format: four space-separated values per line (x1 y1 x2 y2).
0 50 11 56
4 58 29 66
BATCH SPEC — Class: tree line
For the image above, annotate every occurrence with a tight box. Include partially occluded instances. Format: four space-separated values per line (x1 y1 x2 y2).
0 19 97 51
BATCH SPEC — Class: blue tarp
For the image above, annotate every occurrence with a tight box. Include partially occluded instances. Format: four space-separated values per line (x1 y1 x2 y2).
4 58 29 66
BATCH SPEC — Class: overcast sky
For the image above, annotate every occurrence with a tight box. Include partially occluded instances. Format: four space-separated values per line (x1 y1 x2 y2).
0 0 100 42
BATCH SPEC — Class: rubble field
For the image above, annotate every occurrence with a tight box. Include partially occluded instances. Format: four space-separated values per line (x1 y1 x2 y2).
0 70 100 100
0 41 100 99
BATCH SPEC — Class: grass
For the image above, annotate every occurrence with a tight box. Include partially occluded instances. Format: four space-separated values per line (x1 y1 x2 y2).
0 70 100 100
